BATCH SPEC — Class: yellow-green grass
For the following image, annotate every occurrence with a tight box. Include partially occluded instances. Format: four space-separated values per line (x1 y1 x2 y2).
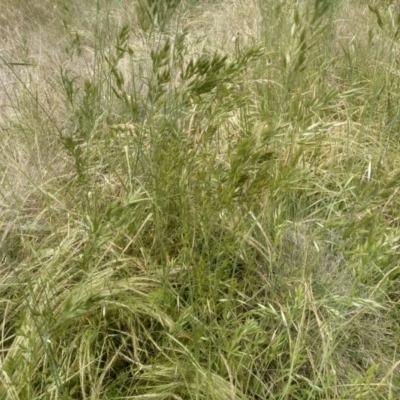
1 0 400 399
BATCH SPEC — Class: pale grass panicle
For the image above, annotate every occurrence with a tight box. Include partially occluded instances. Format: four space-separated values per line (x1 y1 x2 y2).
0 0 400 399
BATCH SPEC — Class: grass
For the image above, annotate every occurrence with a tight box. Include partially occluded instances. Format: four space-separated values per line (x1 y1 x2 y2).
1 0 400 398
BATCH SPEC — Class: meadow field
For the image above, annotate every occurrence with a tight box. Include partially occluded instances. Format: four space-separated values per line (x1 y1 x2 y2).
1 0 400 398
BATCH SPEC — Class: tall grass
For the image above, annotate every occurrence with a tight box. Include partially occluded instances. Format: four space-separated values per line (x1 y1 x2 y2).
1 0 400 399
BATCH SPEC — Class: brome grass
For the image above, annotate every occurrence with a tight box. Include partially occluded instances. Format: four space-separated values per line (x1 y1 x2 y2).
1 0 400 399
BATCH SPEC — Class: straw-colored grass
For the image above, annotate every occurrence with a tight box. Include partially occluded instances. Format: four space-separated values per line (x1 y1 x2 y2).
1 0 400 399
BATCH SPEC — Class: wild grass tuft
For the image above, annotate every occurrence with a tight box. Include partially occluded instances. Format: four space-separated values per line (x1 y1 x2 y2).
1 0 400 399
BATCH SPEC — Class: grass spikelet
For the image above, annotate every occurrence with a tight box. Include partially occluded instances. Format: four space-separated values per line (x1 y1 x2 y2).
1 0 400 399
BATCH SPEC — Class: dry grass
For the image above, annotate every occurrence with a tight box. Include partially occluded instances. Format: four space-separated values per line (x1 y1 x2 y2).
1 0 400 399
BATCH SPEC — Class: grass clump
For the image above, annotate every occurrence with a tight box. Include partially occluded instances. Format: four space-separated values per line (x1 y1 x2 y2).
1 0 400 399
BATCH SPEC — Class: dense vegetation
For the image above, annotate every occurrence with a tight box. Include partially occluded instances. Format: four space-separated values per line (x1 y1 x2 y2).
1 0 400 398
